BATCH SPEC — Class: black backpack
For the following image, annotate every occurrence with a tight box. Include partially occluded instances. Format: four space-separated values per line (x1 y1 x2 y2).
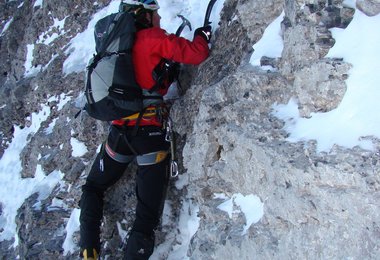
84 11 145 121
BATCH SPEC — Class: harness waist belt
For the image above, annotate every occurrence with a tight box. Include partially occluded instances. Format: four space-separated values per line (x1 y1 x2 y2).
122 108 159 121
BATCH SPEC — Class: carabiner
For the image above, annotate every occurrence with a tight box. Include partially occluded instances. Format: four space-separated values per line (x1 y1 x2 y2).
170 160 179 178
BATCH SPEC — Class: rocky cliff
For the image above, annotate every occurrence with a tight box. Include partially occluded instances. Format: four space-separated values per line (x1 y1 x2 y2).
0 0 379 259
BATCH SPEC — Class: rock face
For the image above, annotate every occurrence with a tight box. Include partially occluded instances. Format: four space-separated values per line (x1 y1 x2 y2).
0 0 379 259
172 0 379 259
357 0 380 16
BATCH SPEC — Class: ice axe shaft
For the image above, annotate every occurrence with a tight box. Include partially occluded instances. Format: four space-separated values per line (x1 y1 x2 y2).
203 0 217 27
175 15 192 37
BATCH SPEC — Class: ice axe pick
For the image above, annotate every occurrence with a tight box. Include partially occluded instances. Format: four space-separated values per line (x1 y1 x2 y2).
175 15 192 37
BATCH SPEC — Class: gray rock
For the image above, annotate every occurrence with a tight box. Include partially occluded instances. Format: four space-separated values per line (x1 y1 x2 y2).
293 59 351 117
356 0 380 16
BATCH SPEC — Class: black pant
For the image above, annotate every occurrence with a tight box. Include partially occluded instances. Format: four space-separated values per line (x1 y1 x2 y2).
79 125 170 253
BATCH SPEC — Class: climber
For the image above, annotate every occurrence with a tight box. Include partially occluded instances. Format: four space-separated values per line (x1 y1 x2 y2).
79 0 211 259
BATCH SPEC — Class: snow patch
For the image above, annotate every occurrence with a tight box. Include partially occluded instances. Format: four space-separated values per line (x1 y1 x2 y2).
24 44 42 77
1 18 14 36
44 118 58 134
37 16 68 45
63 208 81 255
272 10 380 152
117 221 128 242
34 0 43 8
217 193 264 235
0 104 57 244
70 137 88 157
249 11 284 70
152 199 200 260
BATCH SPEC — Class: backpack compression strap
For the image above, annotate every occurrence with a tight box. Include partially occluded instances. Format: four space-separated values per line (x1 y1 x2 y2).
85 50 132 105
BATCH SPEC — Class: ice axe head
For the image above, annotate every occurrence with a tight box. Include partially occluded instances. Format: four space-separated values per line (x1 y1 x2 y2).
175 15 192 36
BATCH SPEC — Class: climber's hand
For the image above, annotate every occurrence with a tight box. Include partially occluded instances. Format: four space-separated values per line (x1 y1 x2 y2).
194 26 212 43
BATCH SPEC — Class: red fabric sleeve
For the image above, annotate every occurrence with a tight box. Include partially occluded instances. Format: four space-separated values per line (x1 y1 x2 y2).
133 27 209 93
154 33 210 65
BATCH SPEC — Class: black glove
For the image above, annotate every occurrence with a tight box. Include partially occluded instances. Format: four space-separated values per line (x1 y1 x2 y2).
194 25 212 43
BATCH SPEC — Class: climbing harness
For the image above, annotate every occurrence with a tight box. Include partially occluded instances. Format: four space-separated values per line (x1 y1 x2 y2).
100 117 177 172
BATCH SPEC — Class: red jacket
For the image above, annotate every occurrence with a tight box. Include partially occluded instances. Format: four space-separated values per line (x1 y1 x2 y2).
112 27 209 126
133 27 210 95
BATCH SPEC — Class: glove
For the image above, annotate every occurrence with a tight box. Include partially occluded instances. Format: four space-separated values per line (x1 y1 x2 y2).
194 25 212 43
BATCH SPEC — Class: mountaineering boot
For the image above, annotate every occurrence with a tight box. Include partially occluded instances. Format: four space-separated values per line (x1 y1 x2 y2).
124 231 155 260
82 248 99 260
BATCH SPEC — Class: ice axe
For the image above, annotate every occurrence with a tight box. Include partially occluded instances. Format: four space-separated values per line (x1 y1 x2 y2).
203 0 217 27
175 15 192 36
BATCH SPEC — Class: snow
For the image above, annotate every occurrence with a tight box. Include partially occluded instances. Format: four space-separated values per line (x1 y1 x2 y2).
24 46 61 77
116 220 128 242
159 0 225 39
24 44 42 77
249 11 284 71
161 200 173 226
0 93 69 242
1 18 13 36
24 15 68 77
33 0 43 8
48 197 68 212
62 208 81 255
343 0 356 8
37 16 68 45
47 92 72 111
217 193 264 235
32 166 64 211
152 199 200 260
251 5 380 152
0 104 64 245
70 137 88 157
